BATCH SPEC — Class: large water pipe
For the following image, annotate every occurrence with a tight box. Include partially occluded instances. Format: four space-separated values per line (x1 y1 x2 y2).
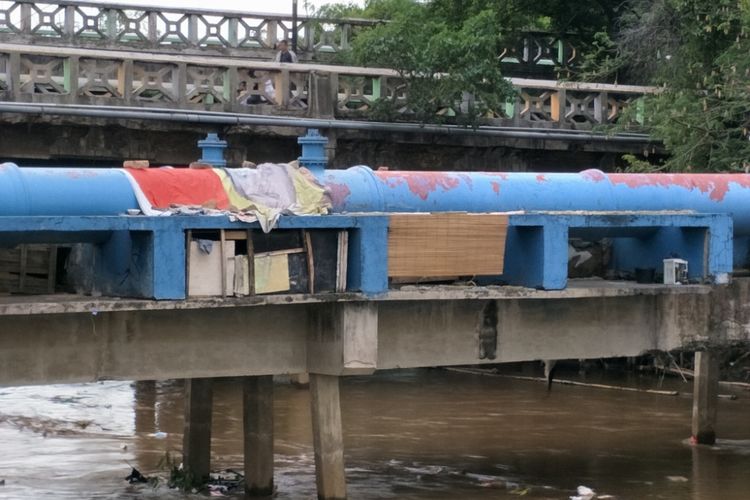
3 161 750 235
322 167 750 231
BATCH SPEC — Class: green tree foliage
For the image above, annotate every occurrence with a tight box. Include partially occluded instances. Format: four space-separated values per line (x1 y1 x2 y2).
312 0 749 174
315 0 621 123
593 0 750 172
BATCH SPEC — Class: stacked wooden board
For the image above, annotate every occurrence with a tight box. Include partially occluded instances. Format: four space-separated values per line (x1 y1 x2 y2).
186 229 348 298
0 244 57 294
388 213 508 281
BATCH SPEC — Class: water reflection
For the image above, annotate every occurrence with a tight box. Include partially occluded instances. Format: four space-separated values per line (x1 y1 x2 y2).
0 369 748 499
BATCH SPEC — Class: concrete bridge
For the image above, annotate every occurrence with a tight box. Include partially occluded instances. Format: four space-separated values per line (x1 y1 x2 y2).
0 130 748 497
0 268 744 498
0 1 657 170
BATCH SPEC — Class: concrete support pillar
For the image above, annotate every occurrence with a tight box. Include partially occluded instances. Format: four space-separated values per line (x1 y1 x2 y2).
308 72 335 119
243 375 275 496
310 374 347 500
692 351 719 445
134 380 156 434
183 378 213 484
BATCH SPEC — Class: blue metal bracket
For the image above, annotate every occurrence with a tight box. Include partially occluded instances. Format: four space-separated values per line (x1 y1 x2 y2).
297 129 328 176
197 133 228 167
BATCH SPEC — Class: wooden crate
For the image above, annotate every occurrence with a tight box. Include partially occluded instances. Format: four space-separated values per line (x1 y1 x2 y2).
388 213 508 279
0 244 58 294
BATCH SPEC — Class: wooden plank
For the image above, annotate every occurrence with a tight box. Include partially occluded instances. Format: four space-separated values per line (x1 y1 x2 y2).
336 231 348 292
254 247 305 258
224 230 249 240
187 240 235 297
247 229 256 296
185 229 192 295
254 254 290 294
388 213 508 278
220 230 227 298
303 231 315 294
233 255 250 296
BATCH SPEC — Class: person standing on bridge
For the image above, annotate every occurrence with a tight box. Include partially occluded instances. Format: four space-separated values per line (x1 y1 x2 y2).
267 40 300 104
273 40 298 64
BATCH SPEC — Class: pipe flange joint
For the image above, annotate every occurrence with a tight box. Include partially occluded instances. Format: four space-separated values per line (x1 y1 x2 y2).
298 128 328 176
197 133 228 168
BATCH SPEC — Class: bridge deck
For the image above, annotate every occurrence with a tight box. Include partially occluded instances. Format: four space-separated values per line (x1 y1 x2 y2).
0 279 712 316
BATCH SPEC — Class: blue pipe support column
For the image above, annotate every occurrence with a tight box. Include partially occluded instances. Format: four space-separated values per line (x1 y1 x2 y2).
197 133 228 167
297 128 328 176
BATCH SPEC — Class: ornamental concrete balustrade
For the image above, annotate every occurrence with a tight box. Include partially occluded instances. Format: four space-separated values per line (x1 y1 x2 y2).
0 0 577 75
0 43 656 127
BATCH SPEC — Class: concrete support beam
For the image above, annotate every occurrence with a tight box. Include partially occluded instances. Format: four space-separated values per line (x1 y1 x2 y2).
310 374 347 500
183 378 213 484
243 376 275 496
308 303 378 376
692 350 719 445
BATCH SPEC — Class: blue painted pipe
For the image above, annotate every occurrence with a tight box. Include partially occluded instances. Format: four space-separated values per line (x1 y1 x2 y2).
3 161 750 235
0 163 137 216
322 167 750 234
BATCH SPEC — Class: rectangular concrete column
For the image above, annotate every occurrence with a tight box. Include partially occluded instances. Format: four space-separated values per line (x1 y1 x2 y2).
310 373 347 500
692 351 719 445
243 375 274 496
183 378 213 484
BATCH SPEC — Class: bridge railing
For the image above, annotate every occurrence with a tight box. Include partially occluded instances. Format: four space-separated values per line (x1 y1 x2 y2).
0 0 577 72
0 43 656 127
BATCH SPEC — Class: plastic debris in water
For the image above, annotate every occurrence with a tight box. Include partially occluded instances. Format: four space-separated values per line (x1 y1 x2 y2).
570 485 596 500
666 475 689 482
151 431 167 439
125 467 148 484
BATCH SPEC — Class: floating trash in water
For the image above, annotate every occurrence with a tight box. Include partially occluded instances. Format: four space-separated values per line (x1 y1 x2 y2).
0 479 5 486
666 475 689 482
404 465 444 475
125 467 149 484
151 431 167 439
571 485 596 500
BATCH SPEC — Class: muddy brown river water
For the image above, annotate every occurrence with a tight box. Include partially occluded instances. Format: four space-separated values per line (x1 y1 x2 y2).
0 369 748 499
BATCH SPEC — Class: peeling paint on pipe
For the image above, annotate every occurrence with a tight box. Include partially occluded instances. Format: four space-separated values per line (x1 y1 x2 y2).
322 167 750 234
3 160 750 235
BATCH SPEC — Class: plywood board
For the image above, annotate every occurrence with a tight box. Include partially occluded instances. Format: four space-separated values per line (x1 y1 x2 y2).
254 254 291 294
187 240 235 297
234 255 251 296
388 213 508 278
